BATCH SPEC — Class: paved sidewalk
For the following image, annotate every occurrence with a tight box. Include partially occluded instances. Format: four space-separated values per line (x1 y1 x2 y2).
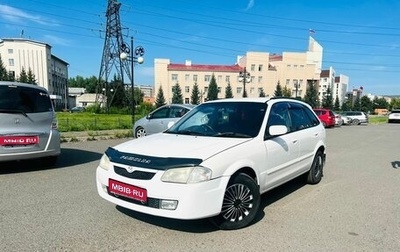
60 129 132 142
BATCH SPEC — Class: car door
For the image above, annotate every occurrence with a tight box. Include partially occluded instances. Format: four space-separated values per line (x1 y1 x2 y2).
146 106 171 135
262 102 300 190
288 102 322 173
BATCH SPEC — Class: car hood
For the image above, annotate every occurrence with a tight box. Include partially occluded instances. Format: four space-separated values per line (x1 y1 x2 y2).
113 133 252 161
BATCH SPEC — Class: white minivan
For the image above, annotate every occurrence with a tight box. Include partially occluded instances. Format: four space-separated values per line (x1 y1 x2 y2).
0 81 60 166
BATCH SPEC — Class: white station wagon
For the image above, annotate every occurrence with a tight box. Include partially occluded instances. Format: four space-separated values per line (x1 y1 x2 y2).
96 98 326 230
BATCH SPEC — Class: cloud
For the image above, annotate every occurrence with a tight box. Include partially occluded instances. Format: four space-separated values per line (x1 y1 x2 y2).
42 35 71 47
245 0 255 11
0 4 56 26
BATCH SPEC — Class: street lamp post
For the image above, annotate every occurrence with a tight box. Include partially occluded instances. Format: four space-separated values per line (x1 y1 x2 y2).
238 67 251 98
120 36 145 125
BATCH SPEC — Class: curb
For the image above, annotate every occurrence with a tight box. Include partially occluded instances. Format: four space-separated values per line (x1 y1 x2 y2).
60 129 132 143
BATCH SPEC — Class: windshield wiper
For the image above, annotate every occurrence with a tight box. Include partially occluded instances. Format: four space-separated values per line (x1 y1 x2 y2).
171 130 205 136
214 132 252 138
0 109 28 117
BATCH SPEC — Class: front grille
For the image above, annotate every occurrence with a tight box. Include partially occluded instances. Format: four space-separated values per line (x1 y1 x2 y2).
107 187 160 209
114 165 156 180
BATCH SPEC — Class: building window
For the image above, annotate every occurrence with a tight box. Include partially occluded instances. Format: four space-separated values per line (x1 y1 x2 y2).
172 74 178 81
8 49 13 54
218 87 221 93
185 98 190 104
8 71 15 78
218 75 222 83
299 79 303 86
225 76 230 83
204 75 211 82
204 87 208 93
251 64 255 71
258 64 263 71
250 87 255 94
286 79 290 85
193 75 198 82
185 74 189 82
185 86 190 93
8 59 14 66
236 87 242 94
258 76 263 83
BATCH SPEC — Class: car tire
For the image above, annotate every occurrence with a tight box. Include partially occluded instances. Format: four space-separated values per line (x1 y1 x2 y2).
352 119 360 125
210 173 260 230
306 151 324 184
135 127 146 138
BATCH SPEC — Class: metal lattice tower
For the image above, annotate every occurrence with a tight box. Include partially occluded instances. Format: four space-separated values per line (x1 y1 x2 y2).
96 0 131 105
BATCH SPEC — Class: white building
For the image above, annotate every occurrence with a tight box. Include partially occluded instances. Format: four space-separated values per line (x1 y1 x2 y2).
0 38 69 110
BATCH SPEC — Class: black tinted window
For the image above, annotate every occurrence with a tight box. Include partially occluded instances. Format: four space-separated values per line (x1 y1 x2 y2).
0 85 52 113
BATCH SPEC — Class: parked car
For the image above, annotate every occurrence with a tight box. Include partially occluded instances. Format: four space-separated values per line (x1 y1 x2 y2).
133 104 195 138
313 108 335 128
341 111 368 125
0 81 60 166
340 114 353 125
96 98 326 230
70 106 85 113
333 112 343 126
388 109 400 123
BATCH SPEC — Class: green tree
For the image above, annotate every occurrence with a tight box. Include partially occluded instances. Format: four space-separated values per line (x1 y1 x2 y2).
191 82 201 105
303 80 319 108
321 86 333 109
341 99 352 111
389 98 400 110
259 87 266 97
282 85 292 97
155 86 166 108
172 82 183 104
353 96 361 111
18 67 28 83
27 68 37 85
225 82 233 98
0 55 10 81
334 96 340 111
360 96 373 113
68 75 98 93
207 74 218 101
372 96 389 110
274 81 283 97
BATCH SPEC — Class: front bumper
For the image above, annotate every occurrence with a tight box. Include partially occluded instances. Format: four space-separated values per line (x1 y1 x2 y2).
96 166 230 220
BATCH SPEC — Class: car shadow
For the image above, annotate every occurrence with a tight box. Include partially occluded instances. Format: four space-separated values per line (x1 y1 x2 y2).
115 176 307 232
0 147 102 174
391 161 400 169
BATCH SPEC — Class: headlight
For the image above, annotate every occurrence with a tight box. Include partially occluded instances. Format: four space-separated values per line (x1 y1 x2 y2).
99 154 111 171
161 167 212 184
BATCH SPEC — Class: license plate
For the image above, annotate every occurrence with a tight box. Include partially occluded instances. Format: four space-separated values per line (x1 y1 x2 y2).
108 179 147 202
0 136 39 146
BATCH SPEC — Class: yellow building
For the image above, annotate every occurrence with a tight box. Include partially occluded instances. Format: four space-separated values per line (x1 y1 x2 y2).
154 37 323 104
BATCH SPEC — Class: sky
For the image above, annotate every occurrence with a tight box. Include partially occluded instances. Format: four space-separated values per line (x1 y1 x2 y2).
1 0 400 96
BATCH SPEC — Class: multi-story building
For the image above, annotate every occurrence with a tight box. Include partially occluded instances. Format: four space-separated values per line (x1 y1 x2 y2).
154 37 323 104
334 74 349 105
0 38 69 110
319 67 349 106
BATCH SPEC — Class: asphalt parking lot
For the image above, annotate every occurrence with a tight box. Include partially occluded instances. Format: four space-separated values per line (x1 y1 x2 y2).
0 124 399 251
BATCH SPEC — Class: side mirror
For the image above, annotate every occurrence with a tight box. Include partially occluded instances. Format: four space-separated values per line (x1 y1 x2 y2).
167 121 175 129
269 125 288 136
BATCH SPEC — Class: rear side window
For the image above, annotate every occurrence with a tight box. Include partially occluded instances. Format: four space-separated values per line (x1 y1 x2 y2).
0 85 53 113
288 103 319 131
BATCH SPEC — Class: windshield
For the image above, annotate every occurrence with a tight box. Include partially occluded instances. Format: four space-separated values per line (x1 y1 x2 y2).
166 101 267 138
0 85 53 113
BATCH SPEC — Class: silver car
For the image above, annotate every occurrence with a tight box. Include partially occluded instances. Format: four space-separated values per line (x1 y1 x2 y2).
133 104 195 138
0 81 61 166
